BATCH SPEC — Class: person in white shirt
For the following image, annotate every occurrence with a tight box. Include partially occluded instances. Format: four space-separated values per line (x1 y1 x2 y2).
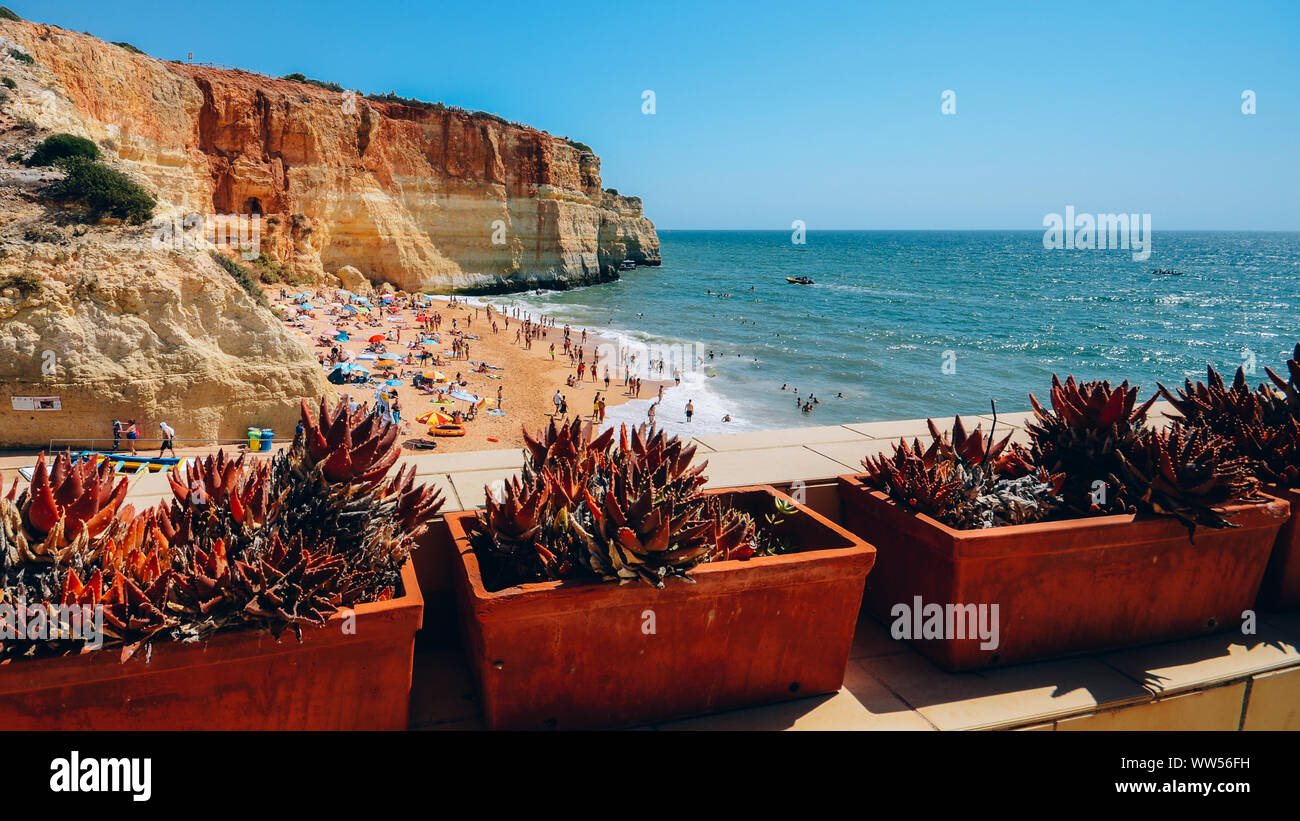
158 422 176 457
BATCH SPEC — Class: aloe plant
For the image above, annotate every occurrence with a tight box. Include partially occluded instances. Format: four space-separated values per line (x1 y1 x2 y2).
1161 359 1300 490
470 420 787 590
862 414 1063 529
1026 375 1156 516
0 398 444 662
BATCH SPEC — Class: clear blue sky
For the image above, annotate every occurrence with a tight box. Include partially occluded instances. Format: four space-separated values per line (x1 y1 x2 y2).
21 0 1300 230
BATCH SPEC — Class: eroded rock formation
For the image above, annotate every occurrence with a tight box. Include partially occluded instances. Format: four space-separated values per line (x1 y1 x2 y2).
0 19 660 293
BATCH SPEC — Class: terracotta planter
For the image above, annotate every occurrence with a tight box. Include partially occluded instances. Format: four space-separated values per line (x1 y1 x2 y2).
445 485 875 730
0 561 422 730
837 474 1288 671
1258 484 1300 611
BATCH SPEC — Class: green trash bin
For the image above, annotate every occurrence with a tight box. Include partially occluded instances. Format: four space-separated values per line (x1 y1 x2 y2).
259 428 274 452
247 427 261 450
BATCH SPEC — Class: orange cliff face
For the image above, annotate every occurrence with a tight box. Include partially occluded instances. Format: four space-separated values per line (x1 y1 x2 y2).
1 19 660 293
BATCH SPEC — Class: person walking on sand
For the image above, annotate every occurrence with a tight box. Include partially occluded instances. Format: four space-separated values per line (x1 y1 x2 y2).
598 395 607 423
647 401 657 424
111 419 122 453
559 395 568 418
124 419 139 455
158 421 177 458
497 385 503 410
553 389 563 416
685 400 694 423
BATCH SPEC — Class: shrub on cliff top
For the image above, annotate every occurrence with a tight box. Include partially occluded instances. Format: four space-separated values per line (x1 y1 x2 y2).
210 250 269 306
282 72 344 92
567 139 593 154
7 47 33 64
0 6 21 21
25 133 101 167
43 157 155 224
111 41 145 55
367 91 449 111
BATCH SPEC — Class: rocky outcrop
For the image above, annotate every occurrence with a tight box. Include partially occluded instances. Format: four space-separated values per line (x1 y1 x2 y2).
0 19 660 293
0 240 330 448
334 265 369 292
599 190 660 268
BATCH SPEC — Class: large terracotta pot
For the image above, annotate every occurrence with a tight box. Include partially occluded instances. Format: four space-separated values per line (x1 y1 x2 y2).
1258 484 1300 611
443 485 875 730
837 474 1288 672
0 561 422 730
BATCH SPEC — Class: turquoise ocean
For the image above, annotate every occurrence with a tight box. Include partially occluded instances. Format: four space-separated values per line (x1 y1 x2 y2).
468 230 1300 438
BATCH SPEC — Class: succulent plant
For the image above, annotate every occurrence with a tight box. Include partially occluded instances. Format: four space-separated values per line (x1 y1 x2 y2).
1114 424 1258 536
863 414 1063 530
471 420 781 590
863 435 965 521
926 415 1035 477
1263 343 1300 415
0 397 444 662
471 419 616 588
1026 375 1157 516
574 425 715 587
1158 364 1300 488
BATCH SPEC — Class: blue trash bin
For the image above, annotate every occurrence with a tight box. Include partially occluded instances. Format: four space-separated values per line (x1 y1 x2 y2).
259 428 274 452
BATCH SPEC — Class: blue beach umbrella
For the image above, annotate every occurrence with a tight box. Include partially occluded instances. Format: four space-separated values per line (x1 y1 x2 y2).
385 379 403 387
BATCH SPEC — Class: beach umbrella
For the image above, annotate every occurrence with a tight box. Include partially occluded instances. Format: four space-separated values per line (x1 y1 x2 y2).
356 306 371 314
376 359 398 368
343 305 358 313
385 379 403 387
368 334 385 343
335 331 349 341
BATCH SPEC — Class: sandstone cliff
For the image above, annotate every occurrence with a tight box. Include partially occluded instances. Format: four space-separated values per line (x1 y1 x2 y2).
0 18 660 293
0 15 660 448
0 237 329 449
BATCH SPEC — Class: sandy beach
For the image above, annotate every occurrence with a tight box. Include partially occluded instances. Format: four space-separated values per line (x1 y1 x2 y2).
266 286 671 453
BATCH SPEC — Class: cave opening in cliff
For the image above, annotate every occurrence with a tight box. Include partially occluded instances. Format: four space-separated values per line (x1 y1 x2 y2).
244 197 263 216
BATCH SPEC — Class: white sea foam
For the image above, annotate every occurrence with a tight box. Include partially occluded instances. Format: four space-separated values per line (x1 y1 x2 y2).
601 367 751 437
447 294 751 435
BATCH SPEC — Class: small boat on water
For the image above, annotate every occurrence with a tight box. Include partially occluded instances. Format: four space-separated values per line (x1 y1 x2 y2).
1150 269 1184 276
618 259 637 271
786 276 814 285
